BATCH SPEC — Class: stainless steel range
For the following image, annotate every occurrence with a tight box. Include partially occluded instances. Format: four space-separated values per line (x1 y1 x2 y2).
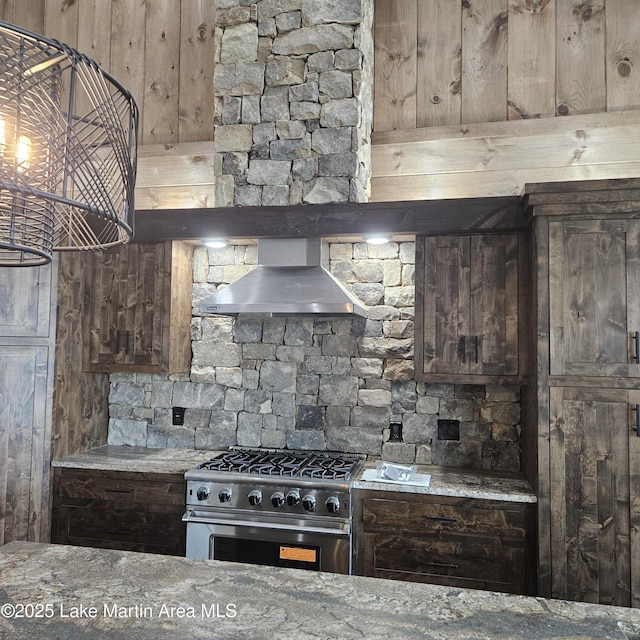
183 447 365 575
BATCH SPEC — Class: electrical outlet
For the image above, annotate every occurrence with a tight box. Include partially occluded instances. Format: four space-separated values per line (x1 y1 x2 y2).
172 407 186 426
437 419 460 440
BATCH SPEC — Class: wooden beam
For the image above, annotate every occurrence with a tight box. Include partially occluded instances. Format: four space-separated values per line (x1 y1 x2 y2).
132 196 523 242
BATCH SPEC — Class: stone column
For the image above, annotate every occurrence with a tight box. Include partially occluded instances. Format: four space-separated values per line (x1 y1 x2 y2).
213 0 373 207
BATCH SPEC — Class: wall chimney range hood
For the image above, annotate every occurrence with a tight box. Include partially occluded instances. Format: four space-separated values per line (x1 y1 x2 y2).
199 238 367 317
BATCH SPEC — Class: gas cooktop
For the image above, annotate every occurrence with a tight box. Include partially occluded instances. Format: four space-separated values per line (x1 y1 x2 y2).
196 446 364 481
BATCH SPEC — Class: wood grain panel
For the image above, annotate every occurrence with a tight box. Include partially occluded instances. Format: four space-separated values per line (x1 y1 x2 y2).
549 386 632 606
420 235 470 376
461 0 507 123
371 109 640 201
373 0 417 132
0 346 52 544
606 0 640 111
109 0 147 131
362 496 527 538
0 264 52 337
52 468 186 556
143 0 181 144
52 252 109 460
44 0 79 48
77 0 112 69
364 532 527 593
555 0 605 116
416 0 461 127
509 0 556 119
178 0 216 142
548 219 640 378
469 234 518 376
83 242 192 373
0 0 44 31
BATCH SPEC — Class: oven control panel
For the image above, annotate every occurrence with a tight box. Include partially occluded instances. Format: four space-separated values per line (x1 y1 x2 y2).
186 480 351 517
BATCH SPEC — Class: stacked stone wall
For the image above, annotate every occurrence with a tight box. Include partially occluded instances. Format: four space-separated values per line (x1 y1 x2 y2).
213 0 373 206
108 241 521 472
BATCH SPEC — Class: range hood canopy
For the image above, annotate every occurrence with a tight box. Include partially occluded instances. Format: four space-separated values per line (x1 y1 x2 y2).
199 238 367 317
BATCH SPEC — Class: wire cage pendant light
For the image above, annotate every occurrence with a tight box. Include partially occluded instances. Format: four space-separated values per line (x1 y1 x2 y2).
0 21 138 266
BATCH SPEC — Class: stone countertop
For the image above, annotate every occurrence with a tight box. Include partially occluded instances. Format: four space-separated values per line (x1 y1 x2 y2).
1 542 638 640
353 461 537 503
52 447 537 503
51 446 220 475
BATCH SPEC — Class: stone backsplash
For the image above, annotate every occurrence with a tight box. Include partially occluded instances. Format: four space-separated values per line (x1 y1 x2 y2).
108 241 522 472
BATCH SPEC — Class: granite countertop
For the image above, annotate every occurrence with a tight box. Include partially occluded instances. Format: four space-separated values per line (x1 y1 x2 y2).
353 461 537 503
51 446 220 475
1 542 638 640
52 446 537 503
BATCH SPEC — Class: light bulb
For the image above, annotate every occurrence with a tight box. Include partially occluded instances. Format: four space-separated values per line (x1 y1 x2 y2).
365 235 390 245
204 238 228 248
16 135 31 171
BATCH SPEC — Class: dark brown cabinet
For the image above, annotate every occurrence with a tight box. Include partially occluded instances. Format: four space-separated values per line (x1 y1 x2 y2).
353 490 533 595
415 233 526 383
527 181 640 608
549 386 640 605
51 468 186 556
83 241 193 373
548 219 640 378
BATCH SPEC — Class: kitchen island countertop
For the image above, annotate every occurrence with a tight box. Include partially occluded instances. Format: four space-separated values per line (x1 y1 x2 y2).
1 541 638 640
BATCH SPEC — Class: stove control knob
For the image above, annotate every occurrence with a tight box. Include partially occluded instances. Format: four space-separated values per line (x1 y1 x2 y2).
218 488 232 503
286 490 301 507
271 492 285 508
248 490 262 506
302 495 316 512
325 496 340 513
196 487 210 501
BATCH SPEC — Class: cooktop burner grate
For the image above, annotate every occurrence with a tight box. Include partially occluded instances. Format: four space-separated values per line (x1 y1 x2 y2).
197 447 364 481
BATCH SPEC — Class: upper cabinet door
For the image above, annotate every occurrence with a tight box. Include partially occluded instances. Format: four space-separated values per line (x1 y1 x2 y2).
0 263 53 338
416 234 522 382
84 242 192 373
549 219 640 377
419 235 471 376
469 235 519 377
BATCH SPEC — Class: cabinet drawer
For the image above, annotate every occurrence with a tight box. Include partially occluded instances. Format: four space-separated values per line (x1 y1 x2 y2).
55 470 185 510
362 497 527 540
364 532 526 594
57 506 185 555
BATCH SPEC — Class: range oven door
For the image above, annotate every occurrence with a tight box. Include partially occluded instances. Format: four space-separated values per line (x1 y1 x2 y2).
183 510 351 575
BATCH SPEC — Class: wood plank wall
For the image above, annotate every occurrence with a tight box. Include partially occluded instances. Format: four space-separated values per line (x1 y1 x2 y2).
373 0 640 132
0 1 216 458
2 0 217 146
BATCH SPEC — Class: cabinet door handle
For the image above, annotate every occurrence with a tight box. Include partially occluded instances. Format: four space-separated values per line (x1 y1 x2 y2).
125 330 132 354
635 331 640 362
425 561 459 570
115 330 122 353
474 335 480 363
425 515 458 523
459 336 466 363
636 404 640 438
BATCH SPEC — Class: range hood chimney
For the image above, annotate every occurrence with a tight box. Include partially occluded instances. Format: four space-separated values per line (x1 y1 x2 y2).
199 238 367 317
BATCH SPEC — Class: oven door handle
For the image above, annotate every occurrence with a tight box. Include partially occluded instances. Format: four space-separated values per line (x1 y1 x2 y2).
182 510 350 536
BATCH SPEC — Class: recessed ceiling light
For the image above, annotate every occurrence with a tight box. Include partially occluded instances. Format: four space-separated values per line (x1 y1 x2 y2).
204 238 228 249
365 235 390 245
